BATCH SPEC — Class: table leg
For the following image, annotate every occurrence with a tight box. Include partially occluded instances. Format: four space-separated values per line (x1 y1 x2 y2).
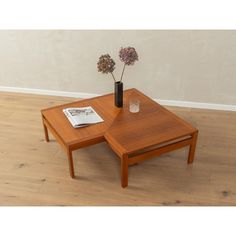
188 131 198 164
121 154 128 188
67 148 75 178
42 116 49 142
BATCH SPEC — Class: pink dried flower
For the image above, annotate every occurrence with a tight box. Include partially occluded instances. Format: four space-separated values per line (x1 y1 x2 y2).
119 47 138 65
97 54 115 74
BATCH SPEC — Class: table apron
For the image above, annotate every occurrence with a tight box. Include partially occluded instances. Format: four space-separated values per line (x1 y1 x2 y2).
128 138 192 165
42 115 106 152
69 136 106 150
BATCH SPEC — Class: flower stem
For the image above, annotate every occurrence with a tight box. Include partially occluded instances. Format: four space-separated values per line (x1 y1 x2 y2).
120 64 126 82
111 72 116 82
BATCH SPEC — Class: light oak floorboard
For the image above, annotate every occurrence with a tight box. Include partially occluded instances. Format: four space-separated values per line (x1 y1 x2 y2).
0 92 236 205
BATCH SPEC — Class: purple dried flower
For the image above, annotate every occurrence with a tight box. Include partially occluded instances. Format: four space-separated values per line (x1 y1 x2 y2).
119 47 138 65
97 54 115 74
97 47 139 83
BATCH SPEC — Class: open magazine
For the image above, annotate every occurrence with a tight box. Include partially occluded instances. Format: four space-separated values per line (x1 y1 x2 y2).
63 106 104 128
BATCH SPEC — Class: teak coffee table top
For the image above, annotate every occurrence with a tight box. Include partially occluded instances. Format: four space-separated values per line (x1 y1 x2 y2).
42 89 134 149
105 89 196 156
41 88 198 188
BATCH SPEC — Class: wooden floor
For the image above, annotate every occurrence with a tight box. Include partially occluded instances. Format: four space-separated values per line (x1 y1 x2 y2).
0 92 236 206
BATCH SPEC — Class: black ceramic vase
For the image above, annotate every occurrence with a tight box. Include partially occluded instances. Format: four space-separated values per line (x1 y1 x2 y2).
114 81 123 108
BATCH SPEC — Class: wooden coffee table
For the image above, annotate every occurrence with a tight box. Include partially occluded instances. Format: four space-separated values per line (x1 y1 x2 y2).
41 88 198 188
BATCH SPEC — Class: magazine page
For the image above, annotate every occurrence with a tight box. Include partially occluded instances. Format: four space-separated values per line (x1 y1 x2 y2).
63 109 88 128
63 106 103 128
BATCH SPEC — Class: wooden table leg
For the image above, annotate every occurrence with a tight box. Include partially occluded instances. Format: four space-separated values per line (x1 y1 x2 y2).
121 154 128 188
42 116 49 142
188 131 198 164
67 148 75 178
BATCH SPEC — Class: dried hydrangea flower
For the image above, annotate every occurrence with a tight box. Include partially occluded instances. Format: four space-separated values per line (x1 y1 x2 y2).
97 47 139 83
97 54 115 74
119 47 138 65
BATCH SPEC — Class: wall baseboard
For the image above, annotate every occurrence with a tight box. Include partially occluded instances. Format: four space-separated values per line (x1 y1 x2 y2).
0 86 236 111
0 86 100 99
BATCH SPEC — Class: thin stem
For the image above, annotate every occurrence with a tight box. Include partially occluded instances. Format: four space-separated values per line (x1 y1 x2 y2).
111 72 116 82
120 64 126 82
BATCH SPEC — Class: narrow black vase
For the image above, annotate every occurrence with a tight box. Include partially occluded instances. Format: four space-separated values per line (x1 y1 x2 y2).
114 81 123 108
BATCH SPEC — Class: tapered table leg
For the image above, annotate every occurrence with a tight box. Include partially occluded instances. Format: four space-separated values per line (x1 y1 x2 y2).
42 116 49 142
188 131 198 164
121 154 128 188
67 148 75 178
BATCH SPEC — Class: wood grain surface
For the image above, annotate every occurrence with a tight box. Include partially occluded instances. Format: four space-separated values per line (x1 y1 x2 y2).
105 89 197 155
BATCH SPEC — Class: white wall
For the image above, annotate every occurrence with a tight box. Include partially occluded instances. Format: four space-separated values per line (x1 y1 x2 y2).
0 30 236 105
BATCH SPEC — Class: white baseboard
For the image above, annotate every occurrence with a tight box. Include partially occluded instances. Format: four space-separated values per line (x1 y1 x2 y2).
0 86 236 111
156 99 236 111
0 86 100 99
